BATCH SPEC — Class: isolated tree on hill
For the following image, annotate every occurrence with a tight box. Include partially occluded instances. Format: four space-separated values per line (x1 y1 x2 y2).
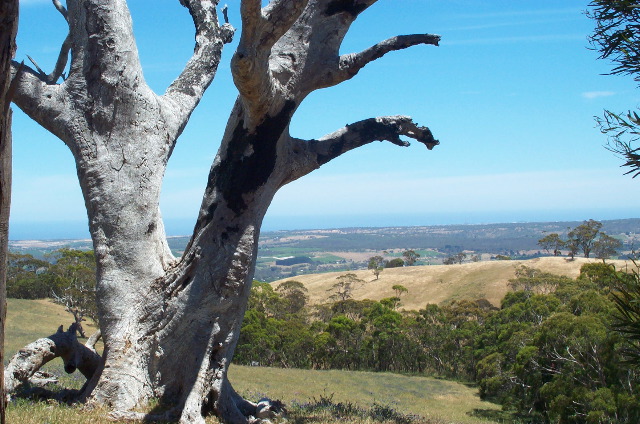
328 273 364 303
538 233 565 256
567 219 603 258
368 255 385 280
10 0 440 422
0 0 17 420
392 284 408 298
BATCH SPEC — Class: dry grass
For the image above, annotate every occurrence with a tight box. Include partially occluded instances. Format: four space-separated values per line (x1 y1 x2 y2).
5 298 101 360
275 257 632 309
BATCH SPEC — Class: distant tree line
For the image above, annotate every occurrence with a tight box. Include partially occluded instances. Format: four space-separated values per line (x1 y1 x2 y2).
538 219 623 260
236 263 640 422
7 249 98 337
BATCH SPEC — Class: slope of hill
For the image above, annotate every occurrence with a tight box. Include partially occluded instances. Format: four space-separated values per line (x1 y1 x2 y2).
274 257 633 309
4 298 499 423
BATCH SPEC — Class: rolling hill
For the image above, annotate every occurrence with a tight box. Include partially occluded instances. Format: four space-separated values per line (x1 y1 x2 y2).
273 256 633 310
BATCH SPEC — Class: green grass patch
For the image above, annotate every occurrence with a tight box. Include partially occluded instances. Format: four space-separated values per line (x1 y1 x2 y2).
230 366 500 424
313 254 347 264
5 299 499 423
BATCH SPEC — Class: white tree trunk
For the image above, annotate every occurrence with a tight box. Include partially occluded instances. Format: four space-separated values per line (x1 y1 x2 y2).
10 1 440 422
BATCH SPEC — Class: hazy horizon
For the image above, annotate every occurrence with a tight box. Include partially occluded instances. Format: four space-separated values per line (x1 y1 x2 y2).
11 2 640 242
9 209 639 241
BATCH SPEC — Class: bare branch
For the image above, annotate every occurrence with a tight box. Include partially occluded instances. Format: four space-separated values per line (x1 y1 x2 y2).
52 0 68 21
85 330 102 350
48 33 71 83
164 0 235 131
232 0 307 125
284 115 438 185
10 61 70 140
25 0 72 84
335 33 440 84
26 54 46 77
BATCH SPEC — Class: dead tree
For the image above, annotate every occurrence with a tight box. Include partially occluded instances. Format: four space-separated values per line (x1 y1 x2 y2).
4 324 101 399
0 1 18 422
11 1 440 422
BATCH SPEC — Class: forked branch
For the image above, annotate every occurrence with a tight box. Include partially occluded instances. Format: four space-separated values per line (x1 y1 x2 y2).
26 0 71 84
165 0 235 126
233 0 307 124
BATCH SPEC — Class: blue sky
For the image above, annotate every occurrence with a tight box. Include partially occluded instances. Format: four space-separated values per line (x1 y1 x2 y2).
9 0 640 239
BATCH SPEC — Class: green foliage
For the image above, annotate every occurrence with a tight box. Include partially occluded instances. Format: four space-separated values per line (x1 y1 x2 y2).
443 252 466 265
537 233 565 256
588 0 640 177
6 249 98 335
402 250 420 266
385 258 404 268
236 264 640 422
593 233 623 259
392 284 408 298
368 256 385 279
6 253 58 299
536 221 621 260
609 263 640 365
567 219 603 258
49 249 99 334
327 273 364 302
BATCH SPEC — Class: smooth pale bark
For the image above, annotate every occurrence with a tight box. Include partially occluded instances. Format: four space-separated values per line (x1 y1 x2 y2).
0 1 18 422
11 0 440 422
4 325 101 396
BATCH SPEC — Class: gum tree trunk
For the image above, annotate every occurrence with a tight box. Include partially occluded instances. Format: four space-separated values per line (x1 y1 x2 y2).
0 1 18 422
11 0 441 422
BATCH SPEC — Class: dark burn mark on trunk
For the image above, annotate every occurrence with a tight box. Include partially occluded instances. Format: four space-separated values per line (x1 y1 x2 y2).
325 0 367 17
314 119 398 166
205 100 296 217
313 137 346 166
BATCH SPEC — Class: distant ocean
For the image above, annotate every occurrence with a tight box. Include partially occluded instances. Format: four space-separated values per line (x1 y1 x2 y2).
8 208 638 240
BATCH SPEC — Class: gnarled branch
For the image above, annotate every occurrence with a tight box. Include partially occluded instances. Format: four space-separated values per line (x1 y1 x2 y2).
232 0 307 126
337 34 441 82
284 115 438 185
164 0 235 132
4 324 101 397
9 62 69 139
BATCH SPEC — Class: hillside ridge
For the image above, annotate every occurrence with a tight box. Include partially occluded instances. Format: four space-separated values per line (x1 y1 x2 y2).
273 257 633 310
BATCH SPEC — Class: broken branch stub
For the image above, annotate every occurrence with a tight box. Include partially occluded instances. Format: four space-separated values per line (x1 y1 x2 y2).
4 324 101 398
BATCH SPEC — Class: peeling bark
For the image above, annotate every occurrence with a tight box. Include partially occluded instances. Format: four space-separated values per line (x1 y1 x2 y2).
11 0 441 422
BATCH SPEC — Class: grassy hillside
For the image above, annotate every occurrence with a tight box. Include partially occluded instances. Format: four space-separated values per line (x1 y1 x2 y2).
274 257 633 309
4 298 499 423
5 298 95 358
